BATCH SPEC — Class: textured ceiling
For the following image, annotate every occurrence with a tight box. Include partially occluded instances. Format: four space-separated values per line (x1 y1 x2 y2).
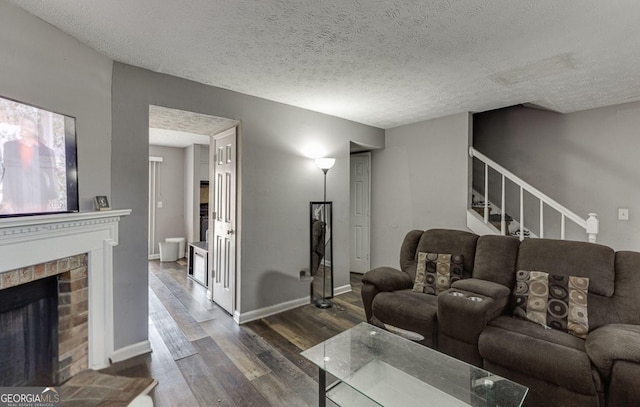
9 0 640 129
148 128 210 148
148 105 238 147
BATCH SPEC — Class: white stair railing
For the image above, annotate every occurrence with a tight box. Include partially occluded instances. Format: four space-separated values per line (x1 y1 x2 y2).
469 147 599 243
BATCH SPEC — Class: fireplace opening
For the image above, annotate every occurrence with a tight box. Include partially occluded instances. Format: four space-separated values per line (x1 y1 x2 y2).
0 275 58 387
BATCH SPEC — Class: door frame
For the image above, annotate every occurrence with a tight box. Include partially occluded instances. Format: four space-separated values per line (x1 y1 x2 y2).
349 152 372 273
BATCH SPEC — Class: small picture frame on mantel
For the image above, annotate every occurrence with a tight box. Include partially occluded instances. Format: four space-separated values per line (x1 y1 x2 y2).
94 196 111 211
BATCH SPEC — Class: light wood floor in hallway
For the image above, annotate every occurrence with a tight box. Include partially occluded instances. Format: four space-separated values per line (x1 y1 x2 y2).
102 260 366 406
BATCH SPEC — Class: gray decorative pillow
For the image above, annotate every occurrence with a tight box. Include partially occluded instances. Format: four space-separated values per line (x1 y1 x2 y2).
513 270 589 338
413 252 465 295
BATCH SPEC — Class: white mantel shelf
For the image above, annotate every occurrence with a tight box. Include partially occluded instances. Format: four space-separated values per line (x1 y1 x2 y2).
0 209 132 370
0 209 131 234
0 209 131 271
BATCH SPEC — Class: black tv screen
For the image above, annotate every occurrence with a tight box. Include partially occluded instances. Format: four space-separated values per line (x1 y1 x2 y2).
0 95 78 217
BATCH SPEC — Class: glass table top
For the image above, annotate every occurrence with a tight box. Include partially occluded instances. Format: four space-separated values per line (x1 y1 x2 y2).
301 323 528 407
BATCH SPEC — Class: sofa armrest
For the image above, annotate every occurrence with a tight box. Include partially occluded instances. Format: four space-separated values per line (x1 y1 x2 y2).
362 267 413 292
586 324 640 381
361 267 412 322
451 278 511 300
438 279 511 345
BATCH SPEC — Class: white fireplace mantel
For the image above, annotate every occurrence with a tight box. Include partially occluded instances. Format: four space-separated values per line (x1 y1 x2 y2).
0 209 131 369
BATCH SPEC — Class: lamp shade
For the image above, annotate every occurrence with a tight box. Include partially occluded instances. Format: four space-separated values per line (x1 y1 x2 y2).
315 158 336 170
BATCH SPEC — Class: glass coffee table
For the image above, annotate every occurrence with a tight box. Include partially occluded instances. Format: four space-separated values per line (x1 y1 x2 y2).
301 323 527 407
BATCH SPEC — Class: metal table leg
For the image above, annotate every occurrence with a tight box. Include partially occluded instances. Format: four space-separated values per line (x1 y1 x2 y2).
319 367 326 407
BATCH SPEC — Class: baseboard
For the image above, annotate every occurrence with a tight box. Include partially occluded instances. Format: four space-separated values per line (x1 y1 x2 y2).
109 340 152 364
234 296 310 324
234 283 354 324
148 254 160 260
333 284 352 296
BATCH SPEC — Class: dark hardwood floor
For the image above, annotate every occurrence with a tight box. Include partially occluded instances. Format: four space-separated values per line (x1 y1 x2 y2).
101 260 366 406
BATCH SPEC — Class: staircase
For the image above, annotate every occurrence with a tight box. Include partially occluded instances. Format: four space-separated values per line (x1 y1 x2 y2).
468 195 533 239
467 147 599 243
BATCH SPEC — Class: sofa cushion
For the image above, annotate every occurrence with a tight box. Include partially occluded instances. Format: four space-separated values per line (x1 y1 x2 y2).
517 238 614 297
472 234 520 287
612 251 640 325
514 270 589 338
412 252 467 295
479 316 598 396
372 289 439 346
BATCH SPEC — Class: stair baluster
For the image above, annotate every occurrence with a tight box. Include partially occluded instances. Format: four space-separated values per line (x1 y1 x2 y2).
469 146 599 242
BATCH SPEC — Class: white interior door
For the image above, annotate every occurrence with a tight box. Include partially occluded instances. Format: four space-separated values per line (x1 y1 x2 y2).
210 127 236 314
350 153 371 273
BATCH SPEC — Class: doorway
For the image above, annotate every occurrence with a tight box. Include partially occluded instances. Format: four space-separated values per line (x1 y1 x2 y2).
147 105 239 315
350 152 371 274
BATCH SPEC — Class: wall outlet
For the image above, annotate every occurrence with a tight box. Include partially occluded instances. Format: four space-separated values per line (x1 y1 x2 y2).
618 208 629 221
299 269 311 281
157 201 163 208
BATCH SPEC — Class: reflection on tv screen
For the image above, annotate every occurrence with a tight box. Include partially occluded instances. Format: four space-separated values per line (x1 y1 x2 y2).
0 96 70 215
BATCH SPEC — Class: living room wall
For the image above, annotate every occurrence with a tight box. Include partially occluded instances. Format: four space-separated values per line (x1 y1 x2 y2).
474 103 640 251
112 63 385 339
0 3 112 209
0 1 133 351
370 112 471 268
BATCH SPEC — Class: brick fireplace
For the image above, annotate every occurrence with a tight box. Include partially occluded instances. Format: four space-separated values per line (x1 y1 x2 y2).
56 256 89 383
0 210 130 380
0 254 88 384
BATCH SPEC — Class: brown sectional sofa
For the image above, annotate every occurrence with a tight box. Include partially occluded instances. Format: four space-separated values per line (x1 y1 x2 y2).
362 228 640 407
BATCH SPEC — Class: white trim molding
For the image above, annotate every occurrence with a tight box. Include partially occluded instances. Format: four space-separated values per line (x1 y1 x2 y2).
0 209 131 370
109 340 152 364
233 283 353 324
334 284 352 296
234 296 310 324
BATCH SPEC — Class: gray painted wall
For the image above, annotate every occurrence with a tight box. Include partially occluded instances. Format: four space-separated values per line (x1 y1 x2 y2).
371 113 471 268
111 63 384 333
473 103 640 251
0 2 150 353
0 2 112 209
149 145 186 255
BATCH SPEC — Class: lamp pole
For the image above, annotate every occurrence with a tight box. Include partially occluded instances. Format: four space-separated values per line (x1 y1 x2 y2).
315 158 335 309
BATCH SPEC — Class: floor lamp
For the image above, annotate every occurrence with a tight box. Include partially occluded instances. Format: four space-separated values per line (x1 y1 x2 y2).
315 157 335 309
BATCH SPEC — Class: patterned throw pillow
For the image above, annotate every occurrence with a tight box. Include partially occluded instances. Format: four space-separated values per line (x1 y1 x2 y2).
413 252 466 295
513 270 589 338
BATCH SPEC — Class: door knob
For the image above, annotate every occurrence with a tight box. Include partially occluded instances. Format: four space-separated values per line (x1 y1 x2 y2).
227 229 235 235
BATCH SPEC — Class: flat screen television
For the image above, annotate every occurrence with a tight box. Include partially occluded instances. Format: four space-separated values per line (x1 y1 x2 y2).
0 95 79 217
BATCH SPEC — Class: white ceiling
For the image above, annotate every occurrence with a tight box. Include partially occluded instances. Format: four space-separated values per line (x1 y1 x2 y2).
10 0 640 129
148 128 209 148
148 105 238 147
